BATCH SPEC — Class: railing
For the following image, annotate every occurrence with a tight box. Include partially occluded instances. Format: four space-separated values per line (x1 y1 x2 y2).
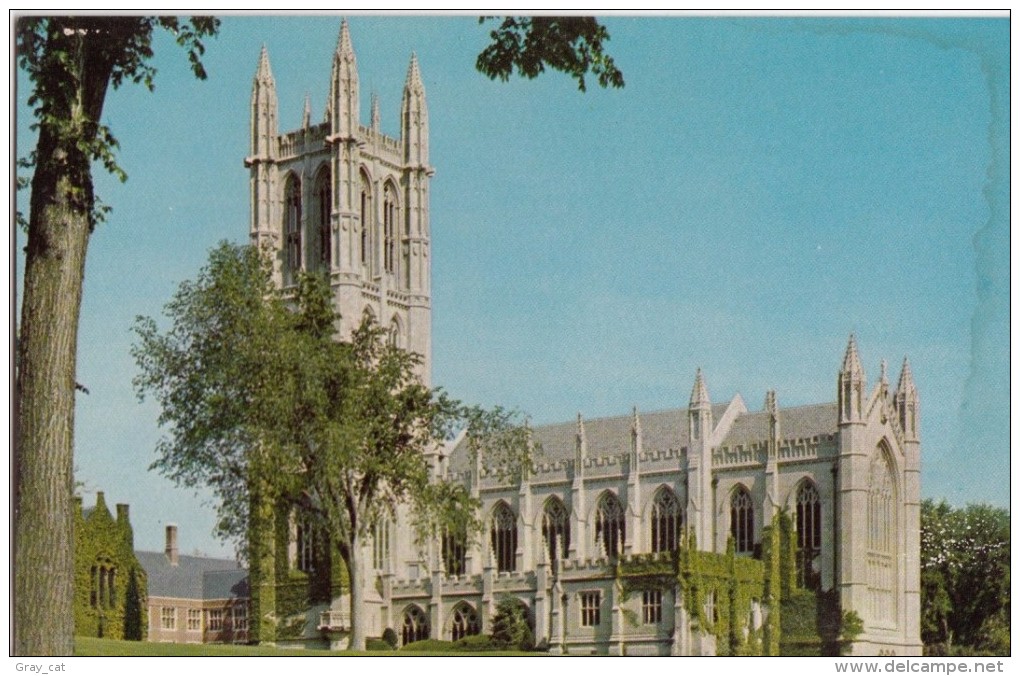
319 609 350 631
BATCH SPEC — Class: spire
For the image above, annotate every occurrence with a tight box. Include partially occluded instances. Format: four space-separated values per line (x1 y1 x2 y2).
895 357 916 398
254 44 274 85
575 413 587 465
302 93 311 128
689 368 711 408
335 17 355 62
631 406 642 436
840 333 865 380
405 52 424 93
371 92 380 131
765 390 777 418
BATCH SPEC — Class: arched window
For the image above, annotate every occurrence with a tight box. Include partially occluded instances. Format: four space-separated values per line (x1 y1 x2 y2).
542 497 570 564
296 517 315 573
284 175 302 282
449 603 480 641
388 316 403 349
796 481 822 589
383 183 397 275
315 169 331 269
490 502 518 572
650 487 683 554
90 559 116 609
868 449 897 623
595 492 625 558
401 605 430 646
730 487 754 553
359 171 371 271
442 525 467 576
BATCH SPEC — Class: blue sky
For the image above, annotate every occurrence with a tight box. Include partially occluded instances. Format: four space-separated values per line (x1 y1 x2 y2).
15 15 1009 558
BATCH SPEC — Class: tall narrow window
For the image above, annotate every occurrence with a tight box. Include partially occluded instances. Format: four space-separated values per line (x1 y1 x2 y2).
595 492 625 558
450 604 480 641
383 184 396 274
580 591 601 627
651 487 683 553
359 172 371 270
442 526 467 576
730 487 754 553
284 175 302 282
542 497 570 564
402 605 430 646
490 502 518 573
373 518 390 571
642 589 662 624
316 169 331 268
296 518 315 573
868 449 897 624
796 482 822 589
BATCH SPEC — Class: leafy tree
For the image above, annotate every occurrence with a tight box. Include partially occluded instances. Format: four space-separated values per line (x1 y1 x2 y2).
14 16 218 656
490 594 534 650
476 17 624 92
133 242 534 651
921 499 1010 654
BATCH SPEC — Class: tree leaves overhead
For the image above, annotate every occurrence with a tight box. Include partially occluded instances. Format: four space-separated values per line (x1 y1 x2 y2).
476 17 624 92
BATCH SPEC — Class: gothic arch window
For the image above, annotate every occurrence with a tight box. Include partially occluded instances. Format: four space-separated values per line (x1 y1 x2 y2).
442 524 467 576
401 605 430 646
730 486 754 554
449 603 480 641
314 167 331 269
296 517 315 573
651 487 684 554
373 518 390 572
542 497 570 564
382 182 398 276
868 447 897 624
796 481 822 589
90 558 116 609
490 502 518 572
388 316 404 349
359 170 372 272
595 492 625 558
284 174 302 283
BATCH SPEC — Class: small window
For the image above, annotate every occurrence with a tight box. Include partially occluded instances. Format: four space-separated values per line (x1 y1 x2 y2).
187 608 202 632
442 527 467 576
580 591 601 627
207 609 223 631
232 604 249 641
161 607 176 630
642 589 662 624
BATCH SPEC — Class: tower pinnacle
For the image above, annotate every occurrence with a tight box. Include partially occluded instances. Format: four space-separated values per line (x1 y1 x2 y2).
689 368 711 408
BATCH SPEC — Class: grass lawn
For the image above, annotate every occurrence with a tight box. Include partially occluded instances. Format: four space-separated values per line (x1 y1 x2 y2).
74 636 540 657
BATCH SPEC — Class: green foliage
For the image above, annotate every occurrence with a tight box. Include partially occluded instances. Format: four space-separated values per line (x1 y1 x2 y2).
454 634 499 651
490 595 534 650
365 637 396 651
381 627 399 649
399 638 457 652
476 17 624 92
921 499 1009 654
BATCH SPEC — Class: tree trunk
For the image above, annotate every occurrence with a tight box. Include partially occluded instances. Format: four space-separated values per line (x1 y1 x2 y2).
347 533 367 651
16 119 92 655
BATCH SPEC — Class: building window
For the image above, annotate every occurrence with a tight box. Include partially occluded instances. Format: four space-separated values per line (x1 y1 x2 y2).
642 589 663 624
232 604 249 640
491 502 518 572
730 487 754 553
580 591 601 627
373 518 390 571
704 591 717 624
161 607 176 631
187 608 202 632
315 169 331 268
442 526 467 576
383 184 396 274
207 609 223 631
359 172 371 269
296 518 315 573
651 487 683 553
595 492 625 558
796 481 822 589
401 605 430 646
284 175 302 282
868 448 897 624
450 604 480 641
90 561 116 609
542 497 570 564
388 318 403 349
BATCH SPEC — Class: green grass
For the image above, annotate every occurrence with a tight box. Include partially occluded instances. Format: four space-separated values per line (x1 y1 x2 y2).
74 636 541 657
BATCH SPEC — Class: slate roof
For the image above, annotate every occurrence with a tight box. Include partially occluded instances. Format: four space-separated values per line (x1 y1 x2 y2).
136 550 248 600
448 401 838 472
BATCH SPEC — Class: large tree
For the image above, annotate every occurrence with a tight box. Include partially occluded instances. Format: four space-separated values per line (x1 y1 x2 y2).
133 243 533 651
14 16 218 655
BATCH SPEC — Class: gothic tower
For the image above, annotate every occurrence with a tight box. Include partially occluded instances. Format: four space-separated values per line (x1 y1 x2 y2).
247 20 433 384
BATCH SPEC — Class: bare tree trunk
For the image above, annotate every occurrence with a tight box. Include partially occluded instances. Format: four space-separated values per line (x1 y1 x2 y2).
16 120 92 655
347 534 367 651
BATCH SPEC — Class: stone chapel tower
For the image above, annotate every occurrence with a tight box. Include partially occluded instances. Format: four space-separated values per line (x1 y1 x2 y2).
246 20 434 384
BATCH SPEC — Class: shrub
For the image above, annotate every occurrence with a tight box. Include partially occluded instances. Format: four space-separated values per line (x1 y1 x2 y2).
399 639 456 652
454 634 497 651
490 595 534 651
381 627 399 649
366 637 395 651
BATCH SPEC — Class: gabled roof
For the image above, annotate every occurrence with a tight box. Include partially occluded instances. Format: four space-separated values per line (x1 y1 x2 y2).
718 403 837 448
136 550 248 600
